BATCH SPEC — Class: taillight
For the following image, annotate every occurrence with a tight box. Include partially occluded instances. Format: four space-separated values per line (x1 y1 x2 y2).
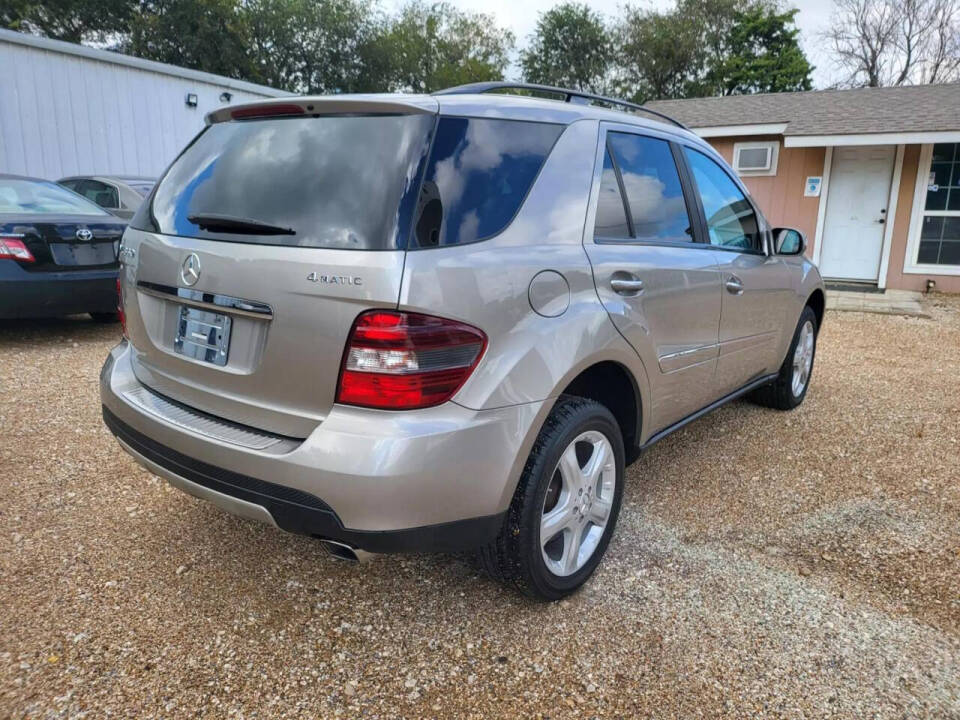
337 311 487 410
0 237 34 262
117 277 127 338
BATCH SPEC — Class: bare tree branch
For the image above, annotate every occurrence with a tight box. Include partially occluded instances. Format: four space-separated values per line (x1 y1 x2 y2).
822 0 960 86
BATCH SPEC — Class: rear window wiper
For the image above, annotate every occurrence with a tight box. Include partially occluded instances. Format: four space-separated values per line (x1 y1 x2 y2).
187 213 295 236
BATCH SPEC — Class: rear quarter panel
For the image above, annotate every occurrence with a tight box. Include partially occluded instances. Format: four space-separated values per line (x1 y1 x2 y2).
400 119 650 411
398 119 652 503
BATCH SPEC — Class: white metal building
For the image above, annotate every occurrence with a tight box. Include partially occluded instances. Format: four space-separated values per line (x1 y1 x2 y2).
0 28 290 180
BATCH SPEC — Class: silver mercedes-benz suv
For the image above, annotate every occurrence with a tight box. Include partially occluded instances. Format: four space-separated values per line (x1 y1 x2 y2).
101 83 825 601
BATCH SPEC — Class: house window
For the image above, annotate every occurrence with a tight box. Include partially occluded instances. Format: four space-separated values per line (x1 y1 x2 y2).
917 143 960 266
732 141 779 177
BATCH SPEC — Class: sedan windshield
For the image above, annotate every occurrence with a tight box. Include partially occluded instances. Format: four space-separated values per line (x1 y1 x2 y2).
0 178 110 216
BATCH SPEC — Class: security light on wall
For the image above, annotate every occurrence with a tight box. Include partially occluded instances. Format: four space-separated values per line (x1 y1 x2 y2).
185 93 198 108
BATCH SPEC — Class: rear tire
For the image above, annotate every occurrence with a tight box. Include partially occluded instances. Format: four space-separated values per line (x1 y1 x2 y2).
478 396 625 601
751 305 818 410
89 312 119 323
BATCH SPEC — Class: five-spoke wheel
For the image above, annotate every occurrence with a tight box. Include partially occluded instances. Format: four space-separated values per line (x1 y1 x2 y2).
791 319 815 398
540 431 616 577
479 397 625 601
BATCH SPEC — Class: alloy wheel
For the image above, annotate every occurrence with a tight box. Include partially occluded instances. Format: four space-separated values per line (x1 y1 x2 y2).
540 430 617 577
792 320 815 397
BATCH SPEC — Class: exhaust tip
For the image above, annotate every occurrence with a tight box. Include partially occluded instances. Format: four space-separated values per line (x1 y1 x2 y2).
320 539 375 563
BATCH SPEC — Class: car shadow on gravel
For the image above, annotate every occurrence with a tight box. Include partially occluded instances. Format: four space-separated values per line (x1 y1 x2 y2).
143 488 524 609
0 314 120 343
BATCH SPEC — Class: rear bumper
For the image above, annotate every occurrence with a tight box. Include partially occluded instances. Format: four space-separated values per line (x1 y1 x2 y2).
100 342 547 553
0 260 117 318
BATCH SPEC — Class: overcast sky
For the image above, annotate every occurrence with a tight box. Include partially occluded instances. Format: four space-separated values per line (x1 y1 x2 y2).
387 0 842 89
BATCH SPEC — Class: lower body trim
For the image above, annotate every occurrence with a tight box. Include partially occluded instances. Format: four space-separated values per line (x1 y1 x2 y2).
641 373 778 449
103 406 505 553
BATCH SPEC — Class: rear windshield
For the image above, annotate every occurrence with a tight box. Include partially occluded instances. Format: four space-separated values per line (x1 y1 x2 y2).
0 178 110 216
143 114 433 249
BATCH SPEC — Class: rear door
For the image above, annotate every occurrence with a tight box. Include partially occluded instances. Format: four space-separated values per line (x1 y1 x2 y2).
584 124 722 434
680 146 791 394
121 99 437 437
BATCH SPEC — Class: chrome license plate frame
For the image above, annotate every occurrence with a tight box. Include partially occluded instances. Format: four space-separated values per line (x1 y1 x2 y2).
174 305 232 367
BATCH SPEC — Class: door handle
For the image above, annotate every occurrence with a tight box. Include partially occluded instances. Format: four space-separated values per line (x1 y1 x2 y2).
725 275 744 295
610 274 644 296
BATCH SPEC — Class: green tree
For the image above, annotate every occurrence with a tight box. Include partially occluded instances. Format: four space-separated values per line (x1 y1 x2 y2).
706 6 813 94
616 0 813 101
377 1 514 92
521 2 612 92
125 0 255 81
616 6 700 102
1 0 133 44
242 0 381 93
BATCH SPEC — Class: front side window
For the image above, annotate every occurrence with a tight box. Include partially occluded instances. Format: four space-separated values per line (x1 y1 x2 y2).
918 143 960 265
605 132 693 244
412 117 563 248
0 178 110 216
684 148 761 252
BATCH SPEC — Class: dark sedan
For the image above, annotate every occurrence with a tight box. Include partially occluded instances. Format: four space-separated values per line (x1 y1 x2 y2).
0 174 126 320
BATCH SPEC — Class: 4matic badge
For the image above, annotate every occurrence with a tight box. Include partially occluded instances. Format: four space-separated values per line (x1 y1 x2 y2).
306 272 363 286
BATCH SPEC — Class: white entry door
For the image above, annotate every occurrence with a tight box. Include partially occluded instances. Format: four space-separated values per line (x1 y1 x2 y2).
820 146 895 281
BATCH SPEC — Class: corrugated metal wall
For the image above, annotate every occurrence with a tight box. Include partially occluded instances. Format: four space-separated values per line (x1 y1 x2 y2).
0 38 278 180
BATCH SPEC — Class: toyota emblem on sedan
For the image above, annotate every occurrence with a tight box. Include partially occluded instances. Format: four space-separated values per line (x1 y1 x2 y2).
75 228 93 241
181 253 201 286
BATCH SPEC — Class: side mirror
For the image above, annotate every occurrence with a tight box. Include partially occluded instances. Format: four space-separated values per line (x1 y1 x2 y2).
774 228 806 256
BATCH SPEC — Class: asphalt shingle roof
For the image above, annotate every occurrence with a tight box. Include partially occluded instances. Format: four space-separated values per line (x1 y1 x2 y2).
645 84 960 136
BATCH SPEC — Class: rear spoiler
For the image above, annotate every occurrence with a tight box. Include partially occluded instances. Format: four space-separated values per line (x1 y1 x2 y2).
205 95 439 125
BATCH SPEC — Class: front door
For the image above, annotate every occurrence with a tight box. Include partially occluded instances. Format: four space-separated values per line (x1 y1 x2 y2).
585 127 722 433
682 146 790 395
819 146 895 281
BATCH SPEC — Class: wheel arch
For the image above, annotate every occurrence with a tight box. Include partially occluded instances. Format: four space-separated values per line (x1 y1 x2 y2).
806 288 825 330
495 346 649 514
557 359 643 461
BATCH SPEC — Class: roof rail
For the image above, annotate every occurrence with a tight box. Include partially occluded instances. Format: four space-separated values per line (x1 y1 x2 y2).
433 82 688 130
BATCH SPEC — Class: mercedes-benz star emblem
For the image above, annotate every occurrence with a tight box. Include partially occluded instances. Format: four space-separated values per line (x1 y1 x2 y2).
75 228 93 241
181 253 201 286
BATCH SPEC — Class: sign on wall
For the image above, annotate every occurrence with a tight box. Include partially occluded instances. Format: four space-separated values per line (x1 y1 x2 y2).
804 176 822 197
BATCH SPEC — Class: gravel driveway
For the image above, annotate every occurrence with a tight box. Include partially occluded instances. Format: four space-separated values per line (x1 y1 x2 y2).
2 299 959 719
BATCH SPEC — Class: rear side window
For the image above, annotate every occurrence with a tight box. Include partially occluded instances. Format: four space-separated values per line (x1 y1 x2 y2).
412 117 563 248
606 132 693 244
141 114 434 249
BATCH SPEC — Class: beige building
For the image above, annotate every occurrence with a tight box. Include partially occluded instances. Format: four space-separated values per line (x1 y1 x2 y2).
648 84 960 293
